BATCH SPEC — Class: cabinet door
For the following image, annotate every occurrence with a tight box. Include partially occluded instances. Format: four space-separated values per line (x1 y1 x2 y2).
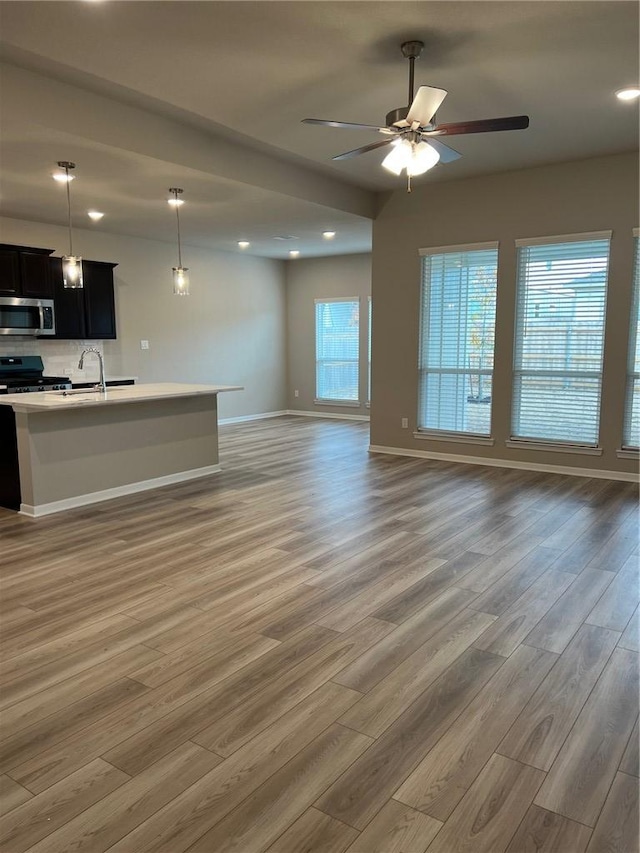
83 261 117 340
20 251 53 298
0 250 21 296
50 257 86 338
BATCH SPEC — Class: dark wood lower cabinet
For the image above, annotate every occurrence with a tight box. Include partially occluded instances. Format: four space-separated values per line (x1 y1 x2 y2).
51 258 117 340
0 406 20 510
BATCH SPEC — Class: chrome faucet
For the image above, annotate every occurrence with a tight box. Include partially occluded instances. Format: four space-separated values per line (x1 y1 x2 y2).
78 347 106 392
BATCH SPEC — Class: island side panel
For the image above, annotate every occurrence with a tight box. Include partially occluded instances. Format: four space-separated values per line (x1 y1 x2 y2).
15 394 219 511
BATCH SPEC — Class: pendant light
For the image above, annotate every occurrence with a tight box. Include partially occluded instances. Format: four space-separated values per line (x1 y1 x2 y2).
168 187 189 296
56 161 84 289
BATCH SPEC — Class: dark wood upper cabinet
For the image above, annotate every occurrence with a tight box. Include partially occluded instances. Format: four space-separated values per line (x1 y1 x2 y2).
83 261 117 339
0 244 54 298
50 257 118 340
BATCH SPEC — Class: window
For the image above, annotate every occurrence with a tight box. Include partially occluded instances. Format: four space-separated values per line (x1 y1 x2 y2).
315 298 359 403
512 232 611 446
418 242 499 437
623 230 640 449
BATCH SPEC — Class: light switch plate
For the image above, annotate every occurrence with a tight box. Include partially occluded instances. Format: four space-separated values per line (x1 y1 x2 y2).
140 340 149 350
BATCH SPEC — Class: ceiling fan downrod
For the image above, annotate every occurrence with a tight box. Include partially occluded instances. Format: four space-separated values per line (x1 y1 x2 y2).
386 40 425 127
401 40 424 106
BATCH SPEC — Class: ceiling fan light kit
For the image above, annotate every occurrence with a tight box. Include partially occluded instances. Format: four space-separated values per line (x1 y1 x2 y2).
382 138 440 177
303 40 530 192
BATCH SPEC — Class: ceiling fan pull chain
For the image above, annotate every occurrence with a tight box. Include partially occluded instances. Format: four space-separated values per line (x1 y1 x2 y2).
407 172 412 193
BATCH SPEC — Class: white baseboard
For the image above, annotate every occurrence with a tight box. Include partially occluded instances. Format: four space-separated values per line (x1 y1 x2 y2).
20 464 222 517
368 444 639 483
219 410 288 425
220 409 370 424
286 409 370 422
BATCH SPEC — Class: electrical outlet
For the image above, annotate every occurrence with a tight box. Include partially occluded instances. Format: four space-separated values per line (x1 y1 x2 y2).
401 417 409 428
140 340 149 350
294 389 299 397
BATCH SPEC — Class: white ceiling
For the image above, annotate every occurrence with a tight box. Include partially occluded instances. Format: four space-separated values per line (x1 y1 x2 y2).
0 1 637 259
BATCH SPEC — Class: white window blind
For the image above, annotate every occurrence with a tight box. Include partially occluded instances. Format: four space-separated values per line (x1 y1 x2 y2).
512 233 611 446
315 298 359 402
418 243 498 436
623 232 640 448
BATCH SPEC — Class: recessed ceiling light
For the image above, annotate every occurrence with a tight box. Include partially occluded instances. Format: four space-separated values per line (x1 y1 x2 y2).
87 210 104 221
52 170 75 183
238 241 250 249
616 87 640 101
322 231 336 239
289 250 300 258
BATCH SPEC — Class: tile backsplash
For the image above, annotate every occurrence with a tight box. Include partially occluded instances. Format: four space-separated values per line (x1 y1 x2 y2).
0 339 120 383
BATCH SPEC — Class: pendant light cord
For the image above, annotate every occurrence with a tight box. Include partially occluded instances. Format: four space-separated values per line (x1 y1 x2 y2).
175 200 183 267
65 166 74 256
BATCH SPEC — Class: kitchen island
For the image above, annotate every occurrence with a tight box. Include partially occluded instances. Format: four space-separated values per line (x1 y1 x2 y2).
0 383 242 516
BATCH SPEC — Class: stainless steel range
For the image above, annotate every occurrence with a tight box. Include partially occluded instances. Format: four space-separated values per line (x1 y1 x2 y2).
0 355 72 394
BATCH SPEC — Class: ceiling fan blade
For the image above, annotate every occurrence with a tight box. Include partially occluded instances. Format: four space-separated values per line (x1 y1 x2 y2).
419 137 462 163
405 86 448 127
302 118 396 135
332 138 395 161
428 115 530 136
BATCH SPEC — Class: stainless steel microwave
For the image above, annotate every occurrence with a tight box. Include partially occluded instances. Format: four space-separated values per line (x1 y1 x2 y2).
0 297 56 336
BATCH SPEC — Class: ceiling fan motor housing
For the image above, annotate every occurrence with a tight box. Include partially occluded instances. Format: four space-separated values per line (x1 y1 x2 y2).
386 106 410 127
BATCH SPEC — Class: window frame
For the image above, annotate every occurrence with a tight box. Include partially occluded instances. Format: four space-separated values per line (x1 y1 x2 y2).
621 228 640 451
314 296 361 406
416 240 499 442
510 230 612 450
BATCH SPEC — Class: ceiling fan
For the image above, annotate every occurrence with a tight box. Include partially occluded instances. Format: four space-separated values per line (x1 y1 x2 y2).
302 41 529 191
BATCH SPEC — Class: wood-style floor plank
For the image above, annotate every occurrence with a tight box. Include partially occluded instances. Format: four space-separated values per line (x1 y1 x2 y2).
191 617 392 756
0 758 128 852
534 646 639 826
424 753 545 853
586 553 640 631
0 417 636 853
316 648 503 830
497 623 620 770
505 804 592 853
264 808 359 853
393 644 556 820
339 608 496 738
618 605 639 651
105 682 363 853
0 774 31 817
523 568 615 654
175 724 373 853
472 570 576 657
619 717 639 777
24 742 221 853
102 623 337 777
585 771 639 853
333 586 477 693
344 800 442 853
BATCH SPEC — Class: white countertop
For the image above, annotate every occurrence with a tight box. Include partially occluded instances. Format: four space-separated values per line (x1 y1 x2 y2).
0 382 243 412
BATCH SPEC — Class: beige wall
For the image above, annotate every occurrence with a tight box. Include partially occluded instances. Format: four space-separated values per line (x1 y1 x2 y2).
0 216 287 419
371 152 638 476
285 253 371 415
